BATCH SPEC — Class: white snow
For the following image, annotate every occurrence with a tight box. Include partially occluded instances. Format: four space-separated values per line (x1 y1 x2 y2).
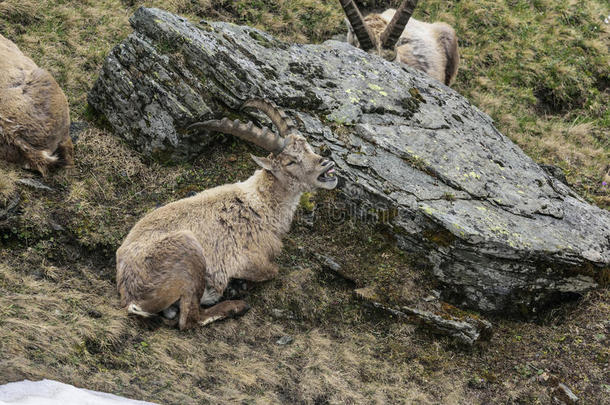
0 379 157 405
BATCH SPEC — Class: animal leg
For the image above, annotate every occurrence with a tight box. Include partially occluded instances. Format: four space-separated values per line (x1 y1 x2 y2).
12 137 56 176
55 136 74 168
434 23 459 85
119 231 207 330
236 260 279 282
132 282 201 330
199 300 250 326
200 285 223 306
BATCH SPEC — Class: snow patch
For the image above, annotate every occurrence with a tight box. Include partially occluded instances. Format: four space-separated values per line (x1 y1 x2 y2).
0 379 157 405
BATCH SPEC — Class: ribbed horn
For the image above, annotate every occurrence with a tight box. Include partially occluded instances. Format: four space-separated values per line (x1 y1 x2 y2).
187 117 285 154
380 0 418 49
241 99 297 137
339 0 376 51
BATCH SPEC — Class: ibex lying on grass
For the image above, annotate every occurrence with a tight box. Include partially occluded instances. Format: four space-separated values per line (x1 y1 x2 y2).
340 0 459 85
116 99 338 330
0 34 73 176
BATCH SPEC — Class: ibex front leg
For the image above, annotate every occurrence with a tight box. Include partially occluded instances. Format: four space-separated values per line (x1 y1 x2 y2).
236 257 280 282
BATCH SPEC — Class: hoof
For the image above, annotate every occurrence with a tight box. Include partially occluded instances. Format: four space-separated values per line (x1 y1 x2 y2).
229 301 251 318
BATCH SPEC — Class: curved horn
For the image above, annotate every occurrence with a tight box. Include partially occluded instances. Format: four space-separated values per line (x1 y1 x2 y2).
187 118 285 154
339 0 376 51
241 99 297 137
380 0 419 49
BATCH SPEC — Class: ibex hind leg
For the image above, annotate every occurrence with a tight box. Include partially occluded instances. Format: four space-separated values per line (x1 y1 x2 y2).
13 137 56 176
130 280 202 330
55 136 74 168
126 230 207 330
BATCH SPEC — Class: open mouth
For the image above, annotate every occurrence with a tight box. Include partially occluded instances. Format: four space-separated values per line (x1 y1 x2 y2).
317 162 337 182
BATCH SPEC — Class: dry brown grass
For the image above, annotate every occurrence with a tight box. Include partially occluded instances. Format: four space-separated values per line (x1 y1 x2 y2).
0 164 18 204
0 0 39 26
1 240 608 403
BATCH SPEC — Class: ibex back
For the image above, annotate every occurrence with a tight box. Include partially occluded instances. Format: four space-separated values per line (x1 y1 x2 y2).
116 100 338 330
0 34 73 176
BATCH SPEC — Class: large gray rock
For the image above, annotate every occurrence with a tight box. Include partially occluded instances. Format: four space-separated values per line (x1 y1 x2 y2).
88 7 610 314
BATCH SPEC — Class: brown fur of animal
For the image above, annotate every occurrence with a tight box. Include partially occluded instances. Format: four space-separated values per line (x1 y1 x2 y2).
116 100 338 330
342 0 459 86
0 34 73 176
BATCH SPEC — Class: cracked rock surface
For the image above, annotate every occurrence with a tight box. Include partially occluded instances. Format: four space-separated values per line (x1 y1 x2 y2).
89 7 610 314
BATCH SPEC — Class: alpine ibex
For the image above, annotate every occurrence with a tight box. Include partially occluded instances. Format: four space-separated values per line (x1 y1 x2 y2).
116 99 338 330
340 0 459 86
0 34 73 176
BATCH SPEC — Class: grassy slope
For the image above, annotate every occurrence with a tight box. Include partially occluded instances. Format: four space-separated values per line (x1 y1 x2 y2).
0 0 609 403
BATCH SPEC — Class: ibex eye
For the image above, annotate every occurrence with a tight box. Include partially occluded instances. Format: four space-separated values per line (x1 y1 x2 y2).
286 161 296 166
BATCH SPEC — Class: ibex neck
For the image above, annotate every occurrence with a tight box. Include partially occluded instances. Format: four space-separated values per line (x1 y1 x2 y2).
252 169 302 232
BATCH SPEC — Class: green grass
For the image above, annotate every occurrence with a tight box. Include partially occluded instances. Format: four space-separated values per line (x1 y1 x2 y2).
0 0 609 403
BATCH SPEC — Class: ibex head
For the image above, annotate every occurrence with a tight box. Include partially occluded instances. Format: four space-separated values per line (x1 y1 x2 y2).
341 0 419 61
188 99 338 193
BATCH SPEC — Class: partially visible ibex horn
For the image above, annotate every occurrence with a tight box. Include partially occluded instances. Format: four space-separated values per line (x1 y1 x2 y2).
339 0 376 51
187 101 286 154
380 0 419 49
241 99 298 138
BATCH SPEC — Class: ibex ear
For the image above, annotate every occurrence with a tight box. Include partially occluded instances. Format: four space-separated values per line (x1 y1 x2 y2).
251 154 276 172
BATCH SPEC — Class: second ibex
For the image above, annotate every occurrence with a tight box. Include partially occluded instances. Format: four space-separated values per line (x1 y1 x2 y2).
340 0 459 86
116 99 338 330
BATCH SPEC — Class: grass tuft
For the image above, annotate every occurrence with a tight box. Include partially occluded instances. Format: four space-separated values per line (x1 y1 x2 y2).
0 164 18 205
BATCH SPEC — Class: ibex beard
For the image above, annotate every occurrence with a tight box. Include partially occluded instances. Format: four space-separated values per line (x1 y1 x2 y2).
116 99 338 330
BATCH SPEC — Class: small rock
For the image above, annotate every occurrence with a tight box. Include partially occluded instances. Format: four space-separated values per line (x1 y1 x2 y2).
276 335 293 345
329 33 347 42
69 121 89 141
553 383 579 404
17 178 53 191
357 294 492 345
0 194 20 219
87 309 103 319
540 164 569 185
423 295 437 302
346 153 369 167
50 221 65 232
314 253 341 272
271 309 285 318
270 308 295 320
